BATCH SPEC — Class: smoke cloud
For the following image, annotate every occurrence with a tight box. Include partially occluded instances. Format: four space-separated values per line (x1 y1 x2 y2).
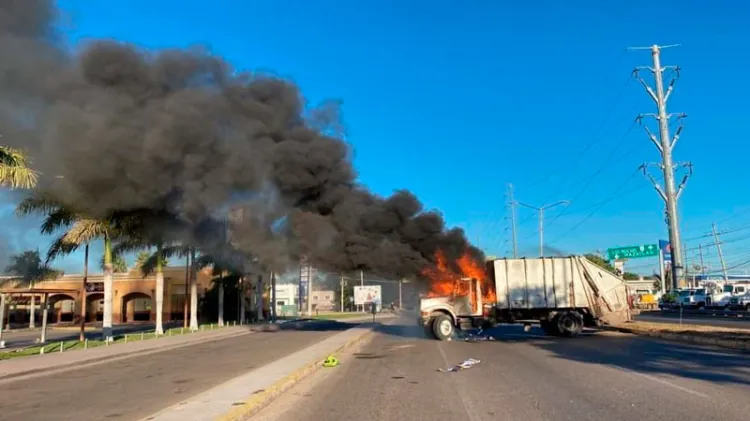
0 1 483 279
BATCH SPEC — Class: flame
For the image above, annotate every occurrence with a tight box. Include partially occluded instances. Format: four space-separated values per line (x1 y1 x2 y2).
422 251 497 307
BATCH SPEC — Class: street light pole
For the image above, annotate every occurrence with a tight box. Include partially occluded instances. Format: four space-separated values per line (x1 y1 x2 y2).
517 200 569 257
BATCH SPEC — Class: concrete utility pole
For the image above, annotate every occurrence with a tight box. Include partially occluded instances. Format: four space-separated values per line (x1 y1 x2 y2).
340 273 345 313
398 278 403 308
698 243 705 276
507 184 519 258
306 265 313 316
517 200 569 257
270 272 276 322
359 270 365 312
712 223 729 282
633 44 692 289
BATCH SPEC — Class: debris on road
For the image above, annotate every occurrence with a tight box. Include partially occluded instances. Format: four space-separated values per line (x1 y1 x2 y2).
438 358 480 372
463 329 495 342
323 355 339 367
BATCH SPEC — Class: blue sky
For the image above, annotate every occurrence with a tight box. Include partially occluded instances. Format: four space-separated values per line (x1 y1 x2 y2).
4 0 750 276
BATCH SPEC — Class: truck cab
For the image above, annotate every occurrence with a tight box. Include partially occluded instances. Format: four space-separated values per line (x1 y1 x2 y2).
419 278 483 340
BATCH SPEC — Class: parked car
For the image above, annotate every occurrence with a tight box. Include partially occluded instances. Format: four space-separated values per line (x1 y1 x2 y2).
728 292 750 311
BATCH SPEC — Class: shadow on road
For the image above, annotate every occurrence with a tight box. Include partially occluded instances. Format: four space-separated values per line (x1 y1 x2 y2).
478 324 750 387
251 319 359 334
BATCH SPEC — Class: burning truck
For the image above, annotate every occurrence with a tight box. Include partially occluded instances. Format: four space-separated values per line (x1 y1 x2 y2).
419 254 631 340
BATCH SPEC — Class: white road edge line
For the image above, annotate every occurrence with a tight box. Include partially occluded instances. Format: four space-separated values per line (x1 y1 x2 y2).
620 368 710 399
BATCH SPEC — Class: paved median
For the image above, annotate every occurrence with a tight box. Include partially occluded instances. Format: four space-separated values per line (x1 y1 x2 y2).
140 320 386 421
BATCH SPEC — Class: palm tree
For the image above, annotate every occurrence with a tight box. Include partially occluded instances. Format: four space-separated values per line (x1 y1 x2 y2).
4 249 61 328
113 210 189 336
16 194 125 341
0 146 38 189
115 241 180 335
100 251 128 273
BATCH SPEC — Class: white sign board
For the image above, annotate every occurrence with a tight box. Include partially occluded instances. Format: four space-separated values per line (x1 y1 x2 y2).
354 285 382 305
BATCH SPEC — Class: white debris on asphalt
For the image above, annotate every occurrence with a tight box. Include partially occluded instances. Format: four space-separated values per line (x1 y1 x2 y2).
438 358 481 372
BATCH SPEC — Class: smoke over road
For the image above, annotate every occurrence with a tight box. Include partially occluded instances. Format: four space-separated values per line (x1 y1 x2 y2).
0 1 483 278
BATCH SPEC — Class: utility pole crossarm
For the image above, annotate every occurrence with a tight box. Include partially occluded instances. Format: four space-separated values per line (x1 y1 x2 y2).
634 68 659 103
670 118 686 150
639 163 667 202
638 116 663 152
675 162 693 200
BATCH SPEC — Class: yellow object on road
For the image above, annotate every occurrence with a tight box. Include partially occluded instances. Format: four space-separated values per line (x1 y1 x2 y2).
323 355 339 367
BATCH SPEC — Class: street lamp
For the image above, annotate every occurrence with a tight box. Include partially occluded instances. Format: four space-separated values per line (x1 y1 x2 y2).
517 200 570 257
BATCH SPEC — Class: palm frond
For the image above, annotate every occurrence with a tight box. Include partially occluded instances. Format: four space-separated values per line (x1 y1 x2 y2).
140 253 160 277
112 237 148 255
0 146 39 189
46 235 82 263
40 208 77 235
62 219 108 245
15 192 64 217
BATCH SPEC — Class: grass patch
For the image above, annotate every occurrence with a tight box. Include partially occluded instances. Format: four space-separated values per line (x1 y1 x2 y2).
0 322 237 361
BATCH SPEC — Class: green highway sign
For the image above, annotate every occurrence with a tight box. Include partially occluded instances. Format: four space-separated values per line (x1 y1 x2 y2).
607 244 658 260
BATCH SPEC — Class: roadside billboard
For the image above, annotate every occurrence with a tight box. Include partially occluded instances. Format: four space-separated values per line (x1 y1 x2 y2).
354 285 382 306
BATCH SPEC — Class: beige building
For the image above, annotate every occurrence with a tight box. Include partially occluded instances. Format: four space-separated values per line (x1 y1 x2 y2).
311 290 336 311
3 266 213 325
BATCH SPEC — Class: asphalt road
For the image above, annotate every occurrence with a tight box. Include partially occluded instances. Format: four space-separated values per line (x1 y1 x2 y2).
0 320 355 421
635 312 750 329
0 322 182 350
252 317 750 421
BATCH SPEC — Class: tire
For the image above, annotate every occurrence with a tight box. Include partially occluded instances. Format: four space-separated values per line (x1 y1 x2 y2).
539 319 558 336
555 311 584 337
431 313 454 341
745 304 750 312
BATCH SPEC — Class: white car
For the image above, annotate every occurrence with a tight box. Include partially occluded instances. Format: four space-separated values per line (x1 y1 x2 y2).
728 292 750 311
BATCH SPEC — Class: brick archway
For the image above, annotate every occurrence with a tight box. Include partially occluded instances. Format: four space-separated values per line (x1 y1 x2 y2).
49 294 76 323
86 292 104 322
121 292 152 323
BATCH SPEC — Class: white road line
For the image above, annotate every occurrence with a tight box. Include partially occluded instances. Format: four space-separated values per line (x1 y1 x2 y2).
620 368 711 399
437 343 483 421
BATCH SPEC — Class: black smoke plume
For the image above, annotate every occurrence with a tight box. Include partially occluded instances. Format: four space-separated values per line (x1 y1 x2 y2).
0 0 483 278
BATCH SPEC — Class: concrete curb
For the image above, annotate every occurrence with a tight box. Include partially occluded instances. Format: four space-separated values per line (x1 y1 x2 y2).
0 327 252 382
214 326 376 421
603 325 750 352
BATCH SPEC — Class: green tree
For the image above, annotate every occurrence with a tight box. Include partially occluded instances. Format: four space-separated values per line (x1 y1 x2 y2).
584 254 616 272
0 146 38 189
3 249 62 328
100 252 128 273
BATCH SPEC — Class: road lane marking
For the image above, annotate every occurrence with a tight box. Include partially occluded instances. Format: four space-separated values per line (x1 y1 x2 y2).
437 343 482 421
619 368 710 399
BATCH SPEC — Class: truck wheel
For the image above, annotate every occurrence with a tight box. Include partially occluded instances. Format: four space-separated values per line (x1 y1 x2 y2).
556 311 583 337
539 319 558 336
432 314 454 341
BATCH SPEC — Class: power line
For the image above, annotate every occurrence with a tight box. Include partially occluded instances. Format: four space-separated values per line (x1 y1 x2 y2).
547 120 639 224
526 58 633 190
683 225 750 243
547 169 642 244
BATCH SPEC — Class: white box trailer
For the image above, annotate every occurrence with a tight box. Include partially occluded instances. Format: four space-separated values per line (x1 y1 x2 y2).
419 256 631 340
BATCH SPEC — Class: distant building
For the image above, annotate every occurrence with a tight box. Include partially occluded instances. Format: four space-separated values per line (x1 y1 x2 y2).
311 290 335 311
1 266 213 326
273 283 298 316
